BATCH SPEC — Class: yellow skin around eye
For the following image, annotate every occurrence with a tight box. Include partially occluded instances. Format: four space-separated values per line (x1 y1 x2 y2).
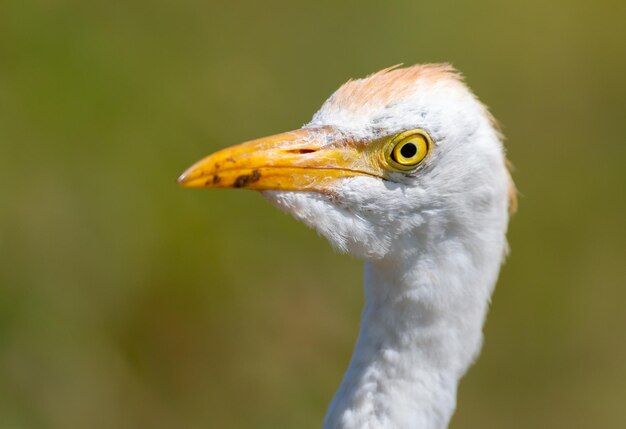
385 130 432 171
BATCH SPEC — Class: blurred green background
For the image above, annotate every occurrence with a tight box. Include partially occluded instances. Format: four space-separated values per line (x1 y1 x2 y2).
1 0 625 428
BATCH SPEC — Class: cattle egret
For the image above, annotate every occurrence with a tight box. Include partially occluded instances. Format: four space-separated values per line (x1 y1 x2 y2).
178 64 516 429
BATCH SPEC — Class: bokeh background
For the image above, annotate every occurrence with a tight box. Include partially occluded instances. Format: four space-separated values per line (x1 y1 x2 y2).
1 0 625 428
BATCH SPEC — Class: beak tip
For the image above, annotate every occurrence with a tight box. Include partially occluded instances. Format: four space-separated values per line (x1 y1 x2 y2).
177 169 194 187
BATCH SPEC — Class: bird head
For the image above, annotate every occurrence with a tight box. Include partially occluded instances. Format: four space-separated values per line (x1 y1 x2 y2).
179 64 515 260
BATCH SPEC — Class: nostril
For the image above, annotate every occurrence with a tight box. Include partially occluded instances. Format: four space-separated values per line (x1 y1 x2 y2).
286 148 317 154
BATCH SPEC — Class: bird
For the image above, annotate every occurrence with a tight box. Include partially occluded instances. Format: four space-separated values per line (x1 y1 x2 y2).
178 64 516 429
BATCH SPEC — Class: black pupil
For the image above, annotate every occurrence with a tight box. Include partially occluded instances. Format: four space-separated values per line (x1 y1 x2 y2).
400 142 417 158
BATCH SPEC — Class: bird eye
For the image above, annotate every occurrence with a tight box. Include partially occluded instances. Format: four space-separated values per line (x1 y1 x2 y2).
387 130 431 170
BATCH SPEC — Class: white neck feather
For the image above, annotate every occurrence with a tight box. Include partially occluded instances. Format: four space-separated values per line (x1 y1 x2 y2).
324 218 507 429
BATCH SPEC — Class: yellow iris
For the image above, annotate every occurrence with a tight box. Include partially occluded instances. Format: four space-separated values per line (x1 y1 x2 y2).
386 129 432 171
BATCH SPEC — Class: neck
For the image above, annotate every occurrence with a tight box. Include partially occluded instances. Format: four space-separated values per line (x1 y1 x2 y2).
324 225 506 429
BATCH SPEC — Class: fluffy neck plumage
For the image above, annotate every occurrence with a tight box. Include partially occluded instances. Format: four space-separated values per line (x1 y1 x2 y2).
324 214 507 429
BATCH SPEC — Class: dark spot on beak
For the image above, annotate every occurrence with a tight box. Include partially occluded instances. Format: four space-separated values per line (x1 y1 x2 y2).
250 169 261 181
226 157 236 163
234 169 261 188
213 175 221 184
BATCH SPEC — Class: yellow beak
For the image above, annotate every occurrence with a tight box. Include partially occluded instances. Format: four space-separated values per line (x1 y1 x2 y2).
177 127 384 193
